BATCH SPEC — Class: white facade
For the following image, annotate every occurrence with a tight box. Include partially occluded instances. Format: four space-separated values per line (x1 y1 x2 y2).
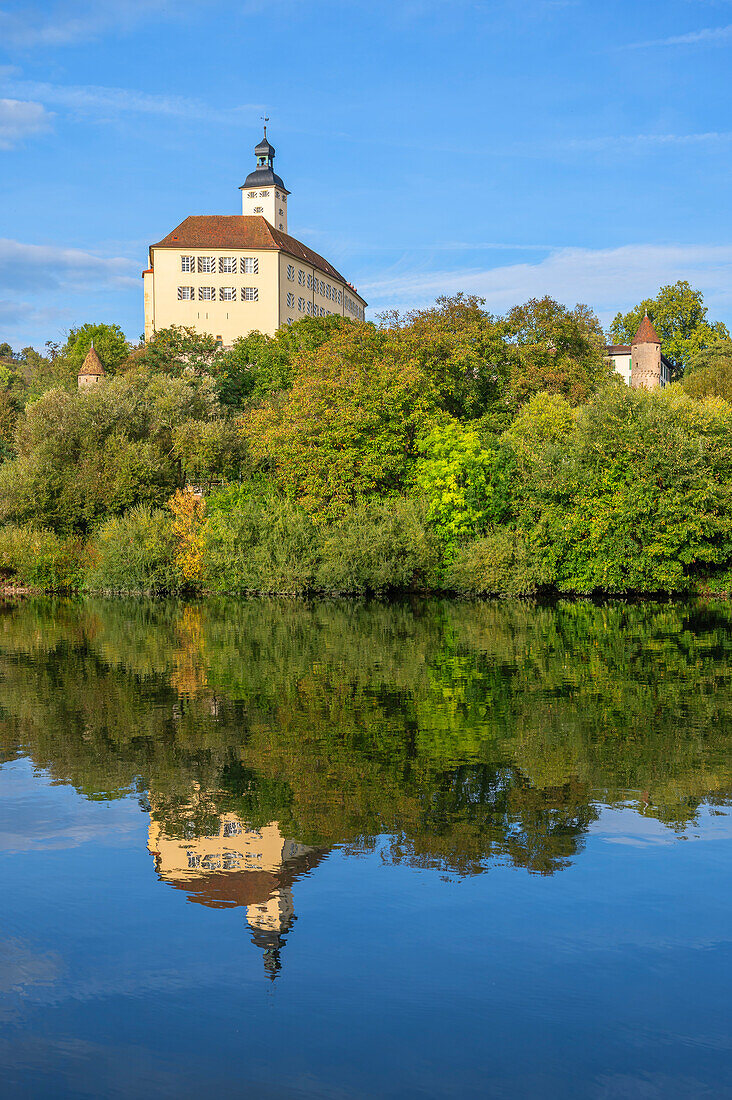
143 131 366 345
241 183 288 233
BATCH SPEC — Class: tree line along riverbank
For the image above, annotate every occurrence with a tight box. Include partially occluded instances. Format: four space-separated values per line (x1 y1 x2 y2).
2 285 732 597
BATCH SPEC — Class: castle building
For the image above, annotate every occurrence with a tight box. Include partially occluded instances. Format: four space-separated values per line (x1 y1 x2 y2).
606 313 671 390
147 801 326 980
143 129 367 347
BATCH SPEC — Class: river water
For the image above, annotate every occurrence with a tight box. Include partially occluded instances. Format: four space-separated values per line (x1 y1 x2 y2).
0 597 730 1098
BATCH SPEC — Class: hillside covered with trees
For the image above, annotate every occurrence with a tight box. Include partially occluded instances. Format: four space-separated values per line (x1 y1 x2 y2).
1 281 732 596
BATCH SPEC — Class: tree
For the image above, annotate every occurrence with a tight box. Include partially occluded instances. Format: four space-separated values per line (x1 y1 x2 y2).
502 297 611 409
136 325 223 378
0 371 227 534
504 384 732 594
382 294 611 427
60 322 130 378
381 295 509 421
610 281 729 378
682 336 732 403
172 418 248 488
241 323 442 517
413 419 513 550
219 314 353 407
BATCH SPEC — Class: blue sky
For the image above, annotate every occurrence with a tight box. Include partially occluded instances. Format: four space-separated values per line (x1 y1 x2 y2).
1 0 731 349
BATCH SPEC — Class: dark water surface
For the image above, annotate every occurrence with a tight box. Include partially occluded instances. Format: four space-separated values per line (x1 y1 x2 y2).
0 598 730 1099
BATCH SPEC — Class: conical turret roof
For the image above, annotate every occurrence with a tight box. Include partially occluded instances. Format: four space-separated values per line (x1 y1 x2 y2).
633 312 661 345
79 344 104 377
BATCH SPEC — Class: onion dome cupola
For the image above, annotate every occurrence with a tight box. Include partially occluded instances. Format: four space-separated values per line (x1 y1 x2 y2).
255 132 276 170
240 125 290 232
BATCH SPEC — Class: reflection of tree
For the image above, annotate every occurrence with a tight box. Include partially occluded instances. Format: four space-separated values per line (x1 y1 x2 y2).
0 597 730 882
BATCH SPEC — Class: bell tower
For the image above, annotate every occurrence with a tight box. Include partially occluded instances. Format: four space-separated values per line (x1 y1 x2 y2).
240 123 290 233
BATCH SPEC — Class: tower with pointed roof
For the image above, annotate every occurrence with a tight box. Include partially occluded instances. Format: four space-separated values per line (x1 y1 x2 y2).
240 128 289 233
142 128 366 345
630 312 663 390
78 342 105 389
605 311 671 390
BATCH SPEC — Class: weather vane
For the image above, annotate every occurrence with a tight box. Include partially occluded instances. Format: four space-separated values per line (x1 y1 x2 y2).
261 114 270 138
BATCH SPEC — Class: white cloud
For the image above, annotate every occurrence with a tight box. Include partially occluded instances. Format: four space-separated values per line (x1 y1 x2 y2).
0 98 51 148
0 238 139 293
627 22 732 47
0 78 262 125
361 243 732 325
0 0 188 48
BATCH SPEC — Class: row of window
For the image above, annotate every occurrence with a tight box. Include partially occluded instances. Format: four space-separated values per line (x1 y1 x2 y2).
178 286 259 301
245 190 287 201
181 256 258 274
344 294 363 319
286 264 344 303
286 293 335 317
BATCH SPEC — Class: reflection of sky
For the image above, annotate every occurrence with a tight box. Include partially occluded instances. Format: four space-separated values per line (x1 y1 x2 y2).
592 803 732 848
1 760 731 1098
0 760 140 853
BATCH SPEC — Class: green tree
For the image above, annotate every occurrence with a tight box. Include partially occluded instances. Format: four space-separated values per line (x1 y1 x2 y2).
502 296 611 410
60 322 130 378
413 419 513 551
505 384 732 594
0 371 226 534
172 418 248 487
219 315 352 407
382 294 610 427
381 295 509 421
682 336 732 402
610 281 729 378
241 323 442 517
136 325 223 378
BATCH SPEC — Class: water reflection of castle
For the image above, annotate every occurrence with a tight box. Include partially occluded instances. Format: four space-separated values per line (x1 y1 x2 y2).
148 806 326 979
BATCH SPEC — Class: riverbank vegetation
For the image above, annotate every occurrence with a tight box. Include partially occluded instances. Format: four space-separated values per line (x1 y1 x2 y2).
2 281 732 596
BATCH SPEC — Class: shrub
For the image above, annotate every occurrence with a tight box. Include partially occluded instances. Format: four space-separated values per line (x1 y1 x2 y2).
169 488 205 586
447 528 548 597
202 486 319 594
85 505 181 593
0 525 83 589
316 497 440 594
413 420 513 553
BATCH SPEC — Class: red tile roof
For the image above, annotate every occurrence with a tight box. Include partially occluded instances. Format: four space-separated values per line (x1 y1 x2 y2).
633 313 661 344
79 345 104 377
149 215 366 303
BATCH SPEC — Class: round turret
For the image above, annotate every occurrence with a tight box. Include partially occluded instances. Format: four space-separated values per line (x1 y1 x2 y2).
630 312 662 390
78 343 105 389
